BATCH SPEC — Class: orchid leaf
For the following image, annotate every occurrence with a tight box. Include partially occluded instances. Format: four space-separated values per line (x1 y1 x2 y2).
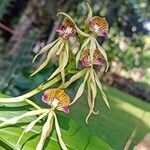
0 93 112 150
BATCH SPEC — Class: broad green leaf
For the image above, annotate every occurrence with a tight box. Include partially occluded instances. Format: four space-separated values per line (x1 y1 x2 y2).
0 93 112 150
68 85 150 150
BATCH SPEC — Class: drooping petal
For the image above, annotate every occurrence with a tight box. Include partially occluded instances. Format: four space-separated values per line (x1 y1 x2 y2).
47 41 69 81
36 111 54 150
76 38 90 68
32 38 61 63
86 2 93 19
90 69 99 114
54 113 68 150
86 70 98 123
59 49 65 83
0 109 48 128
89 37 96 62
86 80 97 124
87 79 92 110
56 42 65 55
31 39 63 76
94 38 109 71
17 111 49 145
93 70 110 108
59 68 88 89
70 70 90 105
61 69 65 83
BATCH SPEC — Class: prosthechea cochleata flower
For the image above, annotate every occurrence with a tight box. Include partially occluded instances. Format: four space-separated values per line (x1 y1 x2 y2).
61 48 110 123
0 89 70 150
31 17 78 82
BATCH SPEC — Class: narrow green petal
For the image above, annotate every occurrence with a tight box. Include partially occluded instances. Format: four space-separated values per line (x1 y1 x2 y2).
86 81 96 124
31 39 62 76
87 79 92 109
17 111 49 145
94 71 110 108
25 111 49 132
61 70 65 83
32 38 61 63
90 70 97 100
56 42 65 55
54 113 68 150
0 109 48 128
59 68 88 89
88 74 98 115
86 71 98 123
86 2 93 19
70 70 90 105
90 38 96 63
76 38 90 68
94 38 109 71
47 42 69 81
59 50 65 83
36 111 54 150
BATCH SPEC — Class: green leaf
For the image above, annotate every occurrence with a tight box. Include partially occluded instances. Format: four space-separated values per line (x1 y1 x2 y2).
0 93 112 150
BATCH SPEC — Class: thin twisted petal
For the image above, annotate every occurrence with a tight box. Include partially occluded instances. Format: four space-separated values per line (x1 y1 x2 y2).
59 50 65 82
17 111 49 145
31 39 63 76
47 41 69 81
89 38 96 63
86 3 93 19
61 69 65 83
90 69 99 114
57 12 90 37
76 38 90 68
0 109 48 128
36 111 54 150
86 81 97 123
86 71 98 123
56 42 65 55
54 113 68 150
93 70 110 108
87 79 92 110
94 38 109 71
59 68 88 89
70 70 90 105
32 38 61 63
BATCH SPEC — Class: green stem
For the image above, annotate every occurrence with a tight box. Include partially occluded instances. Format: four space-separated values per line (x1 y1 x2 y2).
25 99 41 110
0 68 85 110
0 74 62 103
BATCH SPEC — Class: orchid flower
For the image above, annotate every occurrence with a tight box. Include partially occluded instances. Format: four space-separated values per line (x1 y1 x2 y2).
31 17 77 82
62 48 110 123
69 67 109 123
75 3 109 70
0 89 70 150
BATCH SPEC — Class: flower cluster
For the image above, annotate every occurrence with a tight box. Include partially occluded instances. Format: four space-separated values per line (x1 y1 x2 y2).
0 3 110 150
